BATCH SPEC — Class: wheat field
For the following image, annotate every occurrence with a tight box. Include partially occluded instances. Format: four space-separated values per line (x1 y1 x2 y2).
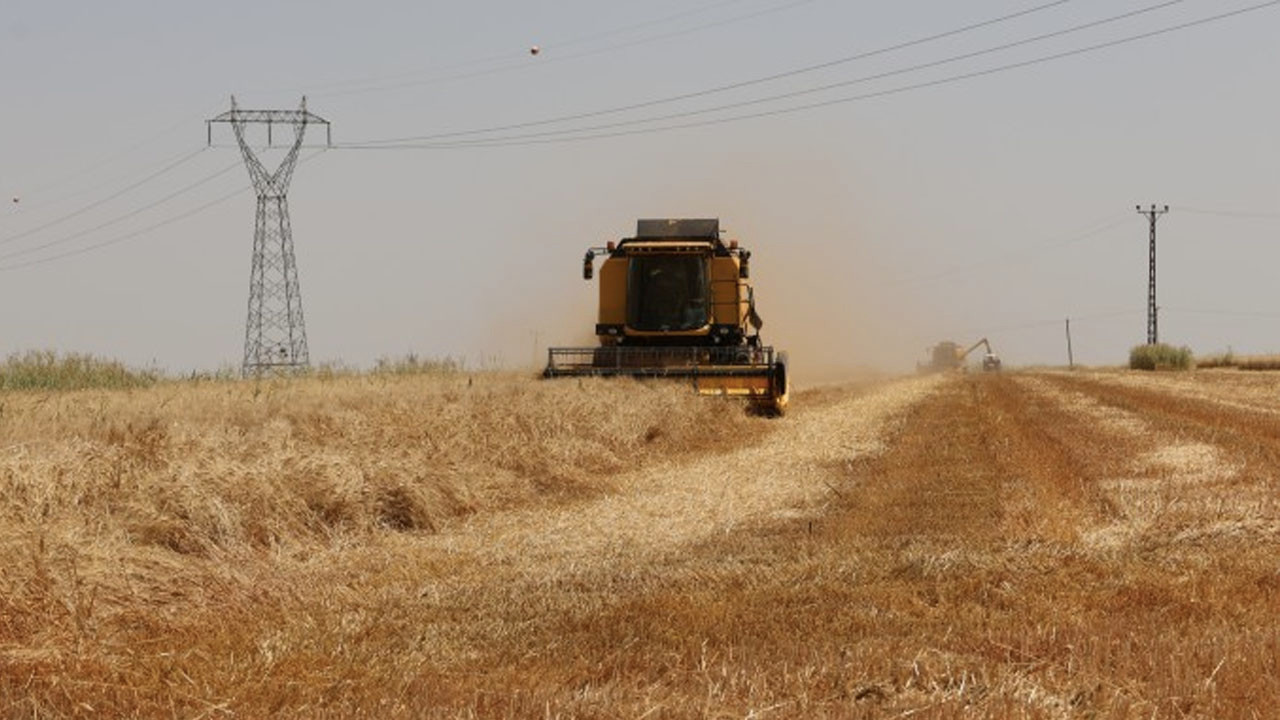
1 367 1278 718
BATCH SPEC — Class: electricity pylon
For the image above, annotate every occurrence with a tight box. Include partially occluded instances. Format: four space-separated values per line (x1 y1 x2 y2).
1136 204 1169 345
208 97 330 376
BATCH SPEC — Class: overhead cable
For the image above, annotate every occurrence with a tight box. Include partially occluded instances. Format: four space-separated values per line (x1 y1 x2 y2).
0 151 326 272
892 213 1133 289
0 148 207 246
344 0 1078 144
340 1 1278 149
6 102 224 211
312 0 818 98
0 161 242 261
1174 206 1280 219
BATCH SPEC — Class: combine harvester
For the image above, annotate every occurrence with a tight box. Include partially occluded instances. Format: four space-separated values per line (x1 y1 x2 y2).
918 338 1002 373
544 218 789 414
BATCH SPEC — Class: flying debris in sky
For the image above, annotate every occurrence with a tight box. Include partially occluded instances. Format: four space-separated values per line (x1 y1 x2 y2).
529 45 540 56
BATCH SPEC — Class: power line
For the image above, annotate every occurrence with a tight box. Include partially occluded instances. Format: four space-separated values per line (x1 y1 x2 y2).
4 103 224 210
1174 205 1280 219
543 0 772 50
963 309 1143 337
291 0 761 95
6 144 203 216
6 3 1275 275
892 213 1132 288
0 160 242 261
310 0 818 99
344 0 1079 145
0 148 207 247
1164 307 1280 319
3 2 818 238
359 0 1189 147
341 0 1280 150
0 151 326 273
5 1 811 217
0 186 243 273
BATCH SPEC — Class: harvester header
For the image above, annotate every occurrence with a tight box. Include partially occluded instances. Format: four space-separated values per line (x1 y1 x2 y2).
546 218 788 414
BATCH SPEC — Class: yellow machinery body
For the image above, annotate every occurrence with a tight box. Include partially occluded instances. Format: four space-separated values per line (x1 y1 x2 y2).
544 219 788 414
918 338 1001 373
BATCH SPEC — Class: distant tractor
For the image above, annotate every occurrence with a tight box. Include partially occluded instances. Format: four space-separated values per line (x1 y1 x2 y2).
919 338 1001 373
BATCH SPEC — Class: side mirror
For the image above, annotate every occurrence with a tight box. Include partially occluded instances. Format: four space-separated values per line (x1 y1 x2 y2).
738 250 751 279
583 250 595 280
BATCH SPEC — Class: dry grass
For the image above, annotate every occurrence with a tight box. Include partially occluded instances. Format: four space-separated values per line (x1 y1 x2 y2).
1236 355 1280 371
1190 351 1280 371
1194 351 1236 369
2 369 1278 717
0 370 774 717
1194 351 1280 371
0 350 158 391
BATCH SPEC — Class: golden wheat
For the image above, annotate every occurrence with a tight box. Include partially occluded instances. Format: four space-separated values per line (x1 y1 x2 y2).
3 370 1278 717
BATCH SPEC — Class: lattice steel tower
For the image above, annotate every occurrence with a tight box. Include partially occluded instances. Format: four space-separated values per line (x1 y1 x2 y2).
1136 204 1169 346
208 97 330 376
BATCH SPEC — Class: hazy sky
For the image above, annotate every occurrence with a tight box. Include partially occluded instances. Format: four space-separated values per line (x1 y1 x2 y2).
2 0 1278 378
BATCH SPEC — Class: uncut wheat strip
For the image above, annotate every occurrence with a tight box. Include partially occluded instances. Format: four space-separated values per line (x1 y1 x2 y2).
1048 372 1260 495
1024 375 1245 488
1083 370 1280 416
425 375 945 582
1022 374 1268 551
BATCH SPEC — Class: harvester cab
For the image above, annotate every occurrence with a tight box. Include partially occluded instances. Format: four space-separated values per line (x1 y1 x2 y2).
544 218 789 414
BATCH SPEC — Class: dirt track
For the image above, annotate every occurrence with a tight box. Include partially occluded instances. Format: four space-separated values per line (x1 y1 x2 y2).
3 370 1279 718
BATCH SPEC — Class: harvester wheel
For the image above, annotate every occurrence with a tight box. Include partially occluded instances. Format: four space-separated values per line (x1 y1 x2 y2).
775 351 790 404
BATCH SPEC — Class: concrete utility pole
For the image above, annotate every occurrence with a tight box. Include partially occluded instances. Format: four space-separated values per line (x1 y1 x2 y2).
1136 204 1169 345
208 97 330 376
1065 318 1074 369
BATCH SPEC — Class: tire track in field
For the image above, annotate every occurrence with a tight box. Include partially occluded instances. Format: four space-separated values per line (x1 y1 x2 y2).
834 373 1134 547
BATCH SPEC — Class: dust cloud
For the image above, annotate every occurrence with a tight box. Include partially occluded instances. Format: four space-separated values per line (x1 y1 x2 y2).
640 146 933 384
472 142 933 382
